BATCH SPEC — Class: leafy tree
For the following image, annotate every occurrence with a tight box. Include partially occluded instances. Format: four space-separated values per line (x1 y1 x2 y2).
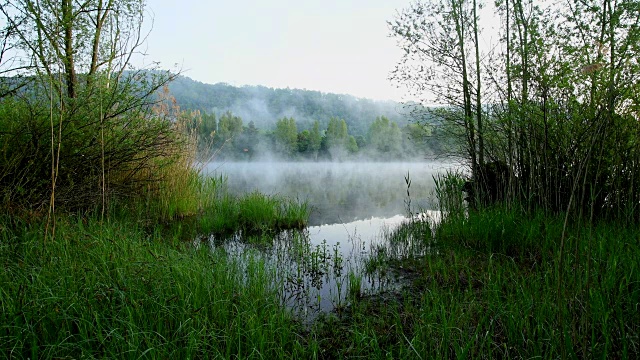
212 111 245 158
274 117 298 156
404 123 436 156
347 136 359 154
324 117 358 159
309 120 322 160
298 130 311 154
229 120 260 160
325 117 348 148
216 111 243 143
165 75 427 138
390 0 484 172
368 116 403 156
392 0 640 220
0 0 162 101
200 112 217 139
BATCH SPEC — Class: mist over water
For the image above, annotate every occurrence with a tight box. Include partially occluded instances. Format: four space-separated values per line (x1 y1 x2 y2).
204 161 451 226
203 161 453 319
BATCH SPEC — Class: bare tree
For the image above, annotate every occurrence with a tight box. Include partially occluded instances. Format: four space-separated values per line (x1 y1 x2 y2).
389 0 486 195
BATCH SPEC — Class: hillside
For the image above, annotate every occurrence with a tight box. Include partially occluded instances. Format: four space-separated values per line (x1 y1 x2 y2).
168 75 414 135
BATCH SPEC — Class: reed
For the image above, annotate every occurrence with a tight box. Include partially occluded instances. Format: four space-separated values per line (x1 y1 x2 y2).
433 169 467 219
313 207 640 358
2 194 637 358
198 190 309 237
0 214 309 359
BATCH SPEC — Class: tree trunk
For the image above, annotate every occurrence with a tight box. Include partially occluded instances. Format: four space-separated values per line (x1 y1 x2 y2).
451 0 477 178
62 0 77 99
473 0 484 169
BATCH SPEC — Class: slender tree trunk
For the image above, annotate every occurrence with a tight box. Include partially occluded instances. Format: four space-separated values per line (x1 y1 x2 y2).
606 0 615 121
89 1 109 78
62 0 77 99
513 0 530 207
451 0 477 178
506 0 515 201
473 0 484 169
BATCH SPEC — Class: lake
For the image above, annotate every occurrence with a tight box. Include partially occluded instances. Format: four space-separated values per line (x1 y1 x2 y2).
203 161 452 319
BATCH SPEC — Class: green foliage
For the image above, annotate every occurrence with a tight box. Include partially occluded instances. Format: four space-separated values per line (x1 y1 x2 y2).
215 111 243 146
190 109 439 161
325 117 348 147
0 216 307 358
404 123 439 155
297 130 310 153
1 195 638 359
433 170 467 218
324 117 357 159
314 208 640 359
0 72 177 211
0 0 184 213
274 117 298 156
368 116 403 157
166 76 417 134
347 135 359 153
197 180 309 236
200 112 217 139
309 120 322 158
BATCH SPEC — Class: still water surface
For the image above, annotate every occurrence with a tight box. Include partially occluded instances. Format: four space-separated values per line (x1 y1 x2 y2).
205 161 449 225
203 161 452 318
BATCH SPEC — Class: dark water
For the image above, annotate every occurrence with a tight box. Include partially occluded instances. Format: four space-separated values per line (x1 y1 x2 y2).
203 161 452 319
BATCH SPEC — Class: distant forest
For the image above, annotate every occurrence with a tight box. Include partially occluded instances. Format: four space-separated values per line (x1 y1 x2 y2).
168 75 413 132
167 76 447 161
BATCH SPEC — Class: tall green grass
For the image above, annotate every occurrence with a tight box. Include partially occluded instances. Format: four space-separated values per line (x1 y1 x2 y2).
433 169 467 218
130 170 308 238
0 215 310 358
3 162 638 358
301 171 639 358
198 188 310 237
3 205 637 358
313 207 640 358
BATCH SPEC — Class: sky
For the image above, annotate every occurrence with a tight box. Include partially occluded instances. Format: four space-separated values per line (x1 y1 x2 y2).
141 0 412 101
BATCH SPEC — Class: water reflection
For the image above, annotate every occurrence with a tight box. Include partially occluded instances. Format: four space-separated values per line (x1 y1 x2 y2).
202 162 451 320
206 213 438 321
203 162 450 226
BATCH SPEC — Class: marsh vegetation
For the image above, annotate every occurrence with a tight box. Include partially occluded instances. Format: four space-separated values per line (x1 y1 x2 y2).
204 162 447 319
1 0 639 357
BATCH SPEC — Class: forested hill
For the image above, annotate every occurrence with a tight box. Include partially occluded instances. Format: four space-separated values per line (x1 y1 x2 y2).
168 75 412 135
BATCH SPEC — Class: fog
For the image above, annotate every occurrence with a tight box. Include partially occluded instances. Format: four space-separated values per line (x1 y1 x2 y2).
201 161 455 317
168 76 413 132
204 161 452 226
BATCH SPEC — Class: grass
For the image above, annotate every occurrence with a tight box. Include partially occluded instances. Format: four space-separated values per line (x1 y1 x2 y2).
312 207 640 358
0 162 311 358
0 214 309 359
114 116 310 239
131 171 309 240
2 166 638 358
198 188 310 238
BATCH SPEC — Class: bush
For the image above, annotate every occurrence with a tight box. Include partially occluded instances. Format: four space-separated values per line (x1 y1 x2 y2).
0 73 188 214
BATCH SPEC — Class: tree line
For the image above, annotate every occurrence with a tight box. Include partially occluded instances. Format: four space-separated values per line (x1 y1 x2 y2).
167 75 416 135
187 111 444 161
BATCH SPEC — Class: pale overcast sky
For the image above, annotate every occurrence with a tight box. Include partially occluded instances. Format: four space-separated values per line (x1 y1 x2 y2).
141 0 411 101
